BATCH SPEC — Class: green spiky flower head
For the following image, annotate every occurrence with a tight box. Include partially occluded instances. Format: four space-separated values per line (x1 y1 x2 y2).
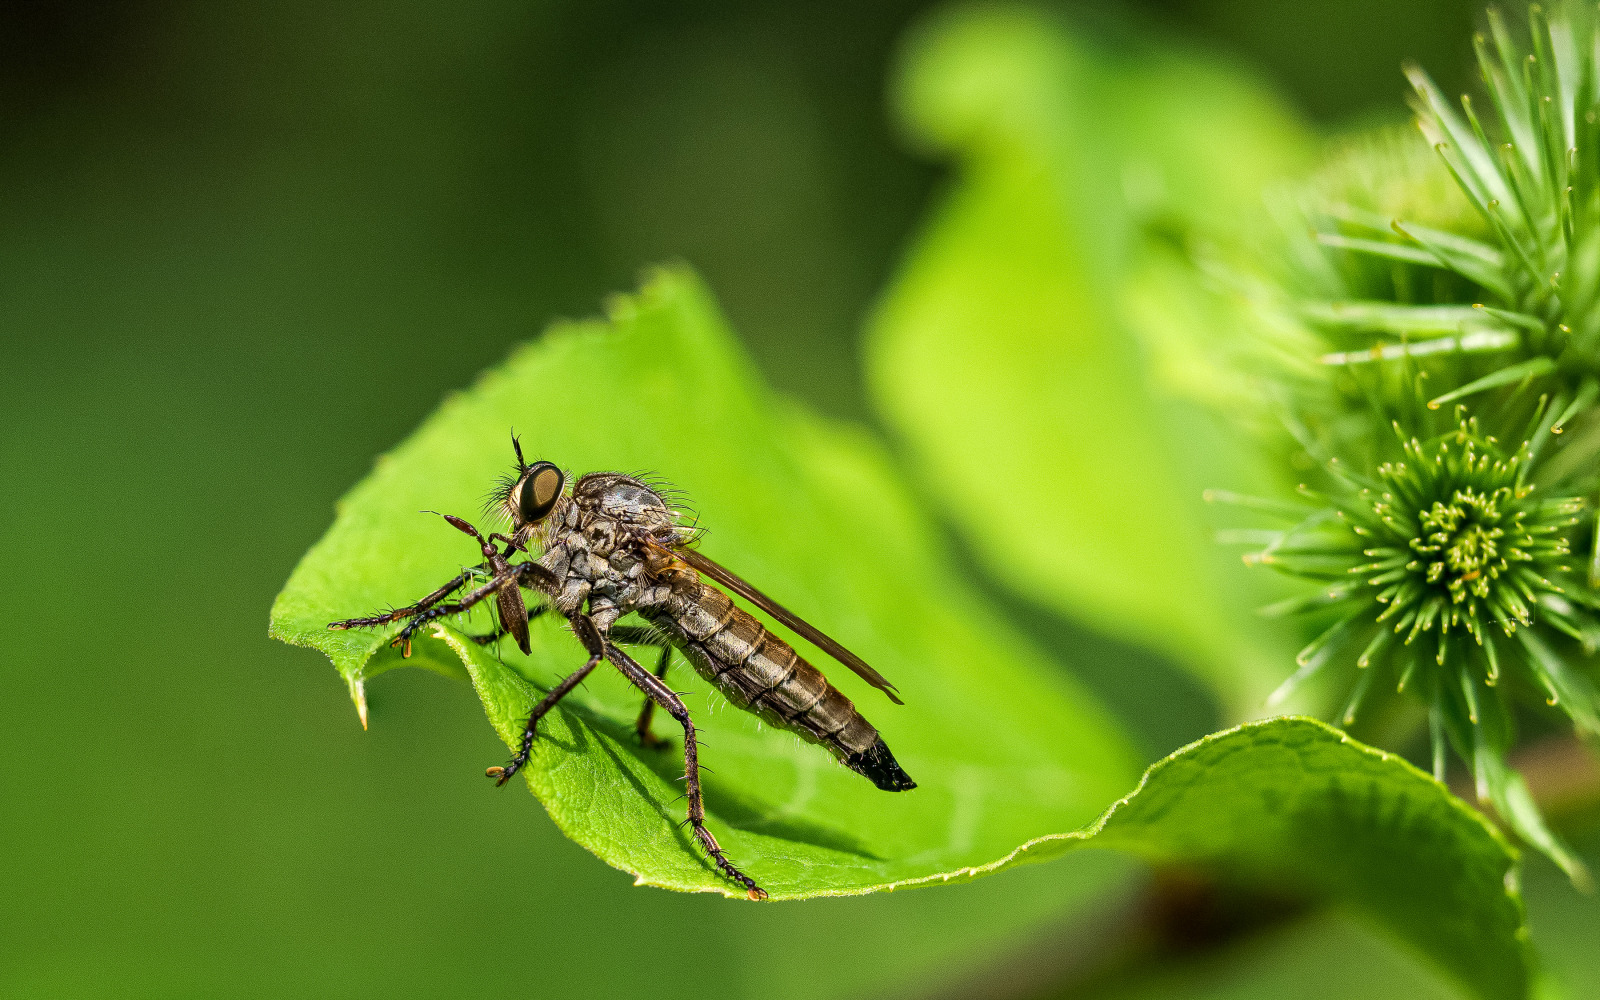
1286 3 1600 406
1220 0 1600 882
1356 421 1578 658
1265 411 1588 692
1226 10 1600 856
1233 396 1600 879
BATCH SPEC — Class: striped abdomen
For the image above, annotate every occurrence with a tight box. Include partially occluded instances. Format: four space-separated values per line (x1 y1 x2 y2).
643 580 914 791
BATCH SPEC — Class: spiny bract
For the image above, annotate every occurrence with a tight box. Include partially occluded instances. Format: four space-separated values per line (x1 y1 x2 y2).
1231 407 1600 881
1256 415 1591 711
1227 2 1600 881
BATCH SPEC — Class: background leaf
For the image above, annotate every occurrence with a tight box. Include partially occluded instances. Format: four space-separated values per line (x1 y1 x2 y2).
871 6 1315 714
271 266 1141 897
1079 718 1532 1000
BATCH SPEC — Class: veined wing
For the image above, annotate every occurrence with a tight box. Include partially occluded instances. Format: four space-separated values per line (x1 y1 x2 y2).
674 547 904 705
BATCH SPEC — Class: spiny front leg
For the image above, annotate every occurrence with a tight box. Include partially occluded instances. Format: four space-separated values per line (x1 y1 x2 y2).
636 646 673 749
327 568 476 632
486 612 607 785
604 640 768 901
432 512 503 564
430 513 537 654
386 576 508 657
328 511 516 647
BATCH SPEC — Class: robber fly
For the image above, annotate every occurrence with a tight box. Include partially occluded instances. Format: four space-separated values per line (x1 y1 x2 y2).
328 436 914 899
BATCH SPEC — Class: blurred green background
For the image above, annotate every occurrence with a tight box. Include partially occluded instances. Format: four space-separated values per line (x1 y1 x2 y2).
7 1 1593 997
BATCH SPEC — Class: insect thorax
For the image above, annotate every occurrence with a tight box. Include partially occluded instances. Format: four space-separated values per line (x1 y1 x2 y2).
537 473 690 620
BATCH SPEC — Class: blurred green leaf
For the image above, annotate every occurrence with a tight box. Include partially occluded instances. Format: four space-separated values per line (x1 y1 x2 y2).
871 5 1315 713
272 267 1140 898
1084 912 1469 1000
1523 822 1600 1000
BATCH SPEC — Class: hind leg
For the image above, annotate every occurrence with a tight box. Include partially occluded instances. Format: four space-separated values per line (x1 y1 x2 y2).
602 639 766 900
609 625 675 749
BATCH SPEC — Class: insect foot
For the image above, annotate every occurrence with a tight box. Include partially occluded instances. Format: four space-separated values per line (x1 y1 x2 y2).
486 745 536 785
693 824 768 900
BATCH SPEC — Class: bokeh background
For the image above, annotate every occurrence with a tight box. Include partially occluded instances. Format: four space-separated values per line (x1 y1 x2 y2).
5 1 1598 997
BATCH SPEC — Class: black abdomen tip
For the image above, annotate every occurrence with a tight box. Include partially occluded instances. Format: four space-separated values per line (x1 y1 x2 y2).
847 738 916 791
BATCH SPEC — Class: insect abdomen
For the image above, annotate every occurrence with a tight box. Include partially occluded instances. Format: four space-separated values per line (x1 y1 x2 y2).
647 581 914 792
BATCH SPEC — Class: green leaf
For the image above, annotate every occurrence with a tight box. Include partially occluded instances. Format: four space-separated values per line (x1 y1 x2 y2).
872 6 1313 712
271 266 1142 898
268 270 1532 997
1076 717 1532 1000
453 670 1535 996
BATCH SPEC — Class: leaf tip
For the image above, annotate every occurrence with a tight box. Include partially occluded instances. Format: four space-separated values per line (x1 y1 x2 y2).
349 677 369 730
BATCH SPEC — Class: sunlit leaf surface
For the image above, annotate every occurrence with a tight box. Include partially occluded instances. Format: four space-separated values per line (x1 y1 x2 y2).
271 271 1531 1000
272 268 1140 897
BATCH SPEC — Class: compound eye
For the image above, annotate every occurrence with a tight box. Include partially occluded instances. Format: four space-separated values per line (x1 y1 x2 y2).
517 462 565 523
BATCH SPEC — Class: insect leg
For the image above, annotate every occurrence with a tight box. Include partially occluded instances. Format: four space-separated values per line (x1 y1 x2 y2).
515 560 562 599
471 604 549 645
433 513 502 564
386 576 509 656
327 568 477 631
639 646 674 748
603 639 768 901
330 513 506 638
487 532 523 556
486 612 607 784
486 639 601 786
609 626 674 747
387 550 556 652
469 604 550 645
